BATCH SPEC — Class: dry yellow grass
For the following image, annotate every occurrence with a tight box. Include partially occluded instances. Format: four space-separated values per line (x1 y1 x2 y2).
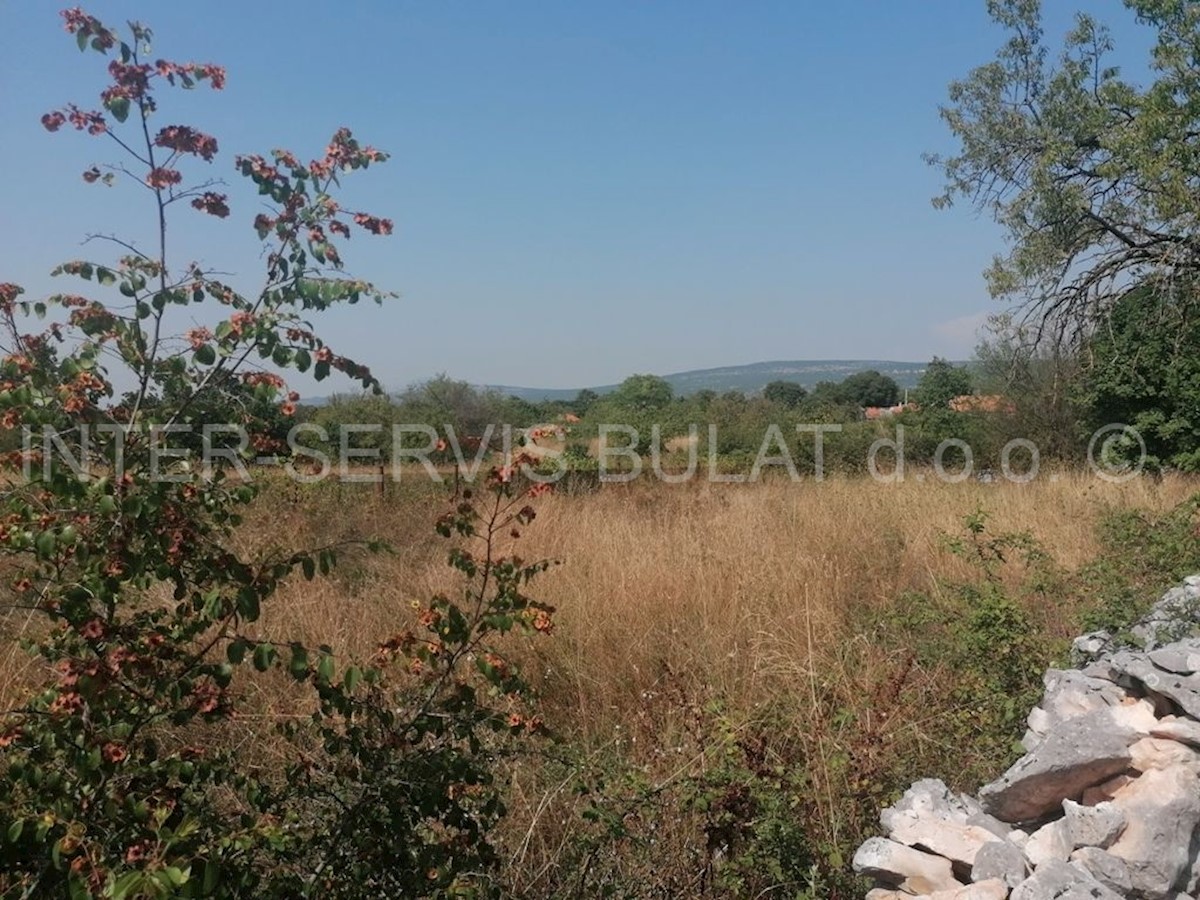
246 471 1193 730
2 470 1194 892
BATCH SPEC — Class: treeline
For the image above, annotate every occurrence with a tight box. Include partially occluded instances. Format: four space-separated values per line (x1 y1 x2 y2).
294 300 1199 476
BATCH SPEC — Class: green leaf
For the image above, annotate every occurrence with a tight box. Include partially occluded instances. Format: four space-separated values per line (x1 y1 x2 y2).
76 30 88 52
227 638 248 665
109 96 130 123
343 666 362 693
6 819 23 843
317 653 334 683
193 344 216 366
288 645 309 680
293 348 311 372
201 860 220 893
314 360 331 382
35 531 56 559
252 642 276 672
110 871 142 900
96 267 116 285
300 556 315 580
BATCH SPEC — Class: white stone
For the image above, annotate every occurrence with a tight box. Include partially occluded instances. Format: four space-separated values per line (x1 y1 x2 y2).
1070 847 1133 895
1129 736 1200 773
1011 860 1124 900
881 779 996 867
971 840 1027 890
1062 799 1125 849
1151 717 1200 748
1024 818 1071 869
929 879 1009 900
853 837 962 895
1107 765 1200 898
979 706 1147 822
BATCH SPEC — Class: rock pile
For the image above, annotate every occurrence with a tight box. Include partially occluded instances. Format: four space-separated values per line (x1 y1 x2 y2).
854 575 1200 900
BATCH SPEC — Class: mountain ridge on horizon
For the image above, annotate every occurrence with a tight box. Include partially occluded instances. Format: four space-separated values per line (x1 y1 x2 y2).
479 358 944 403
302 359 966 406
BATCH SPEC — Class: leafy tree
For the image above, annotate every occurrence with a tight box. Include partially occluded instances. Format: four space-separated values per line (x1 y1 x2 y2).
573 387 600 414
762 380 808 409
930 0 1200 343
1081 285 1200 471
609 373 673 411
914 357 974 409
838 370 901 408
397 373 502 436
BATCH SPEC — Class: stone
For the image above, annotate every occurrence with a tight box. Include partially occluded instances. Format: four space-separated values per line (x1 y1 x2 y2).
1062 799 1124 849
929 879 1009 900
1021 670 1130 752
1070 847 1134 896
1102 646 1200 719
1152 717 1200 748
1106 765 1200 898
1149 643 1200 675
1130 587 1200 650
971 840 1028 890
852 837 963 895
1081 774 1135 807
865 891 907 900
979 706 1148 823
1072 631 1114 664
1010 860 1124 900
1024 818 1071 868
880 779 996 868
966 811 1013 841
1129 736 1200 772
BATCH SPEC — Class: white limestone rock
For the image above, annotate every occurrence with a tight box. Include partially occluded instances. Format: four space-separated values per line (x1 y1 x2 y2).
853 837 963 895
1062 799 1125 849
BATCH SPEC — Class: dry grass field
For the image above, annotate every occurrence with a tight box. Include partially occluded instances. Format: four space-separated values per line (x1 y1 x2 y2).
245 472 1196 893
3 470 1196 894
243 472 1194 716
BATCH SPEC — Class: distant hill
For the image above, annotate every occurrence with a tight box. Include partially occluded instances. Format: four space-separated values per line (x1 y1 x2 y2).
481 360 937 403
299 359 955 407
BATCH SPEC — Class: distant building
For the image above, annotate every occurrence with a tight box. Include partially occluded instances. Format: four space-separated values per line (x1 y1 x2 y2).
948 394 1015 414
863 403 916 420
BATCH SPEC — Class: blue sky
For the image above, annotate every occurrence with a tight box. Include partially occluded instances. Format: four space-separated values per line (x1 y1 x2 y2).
0 1 1154 391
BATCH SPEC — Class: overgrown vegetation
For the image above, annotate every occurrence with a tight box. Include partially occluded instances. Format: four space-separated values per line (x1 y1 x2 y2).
3 2 1200 898
0 12 555 896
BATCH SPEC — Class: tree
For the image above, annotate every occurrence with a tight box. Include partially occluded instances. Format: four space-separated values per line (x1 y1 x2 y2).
914 357 974 409
609 373 673 411
930 0 1200 343
974 314 1084 460
573 387 600 414
763 380 808 409
1080 286 1200 471
839 370 901 408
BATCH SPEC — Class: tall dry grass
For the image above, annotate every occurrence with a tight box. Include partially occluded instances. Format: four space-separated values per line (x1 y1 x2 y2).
2 471 1194 893
246 472 1192 725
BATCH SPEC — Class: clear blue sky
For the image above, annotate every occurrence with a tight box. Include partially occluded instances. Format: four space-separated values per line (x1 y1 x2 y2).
0 1 1153 392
